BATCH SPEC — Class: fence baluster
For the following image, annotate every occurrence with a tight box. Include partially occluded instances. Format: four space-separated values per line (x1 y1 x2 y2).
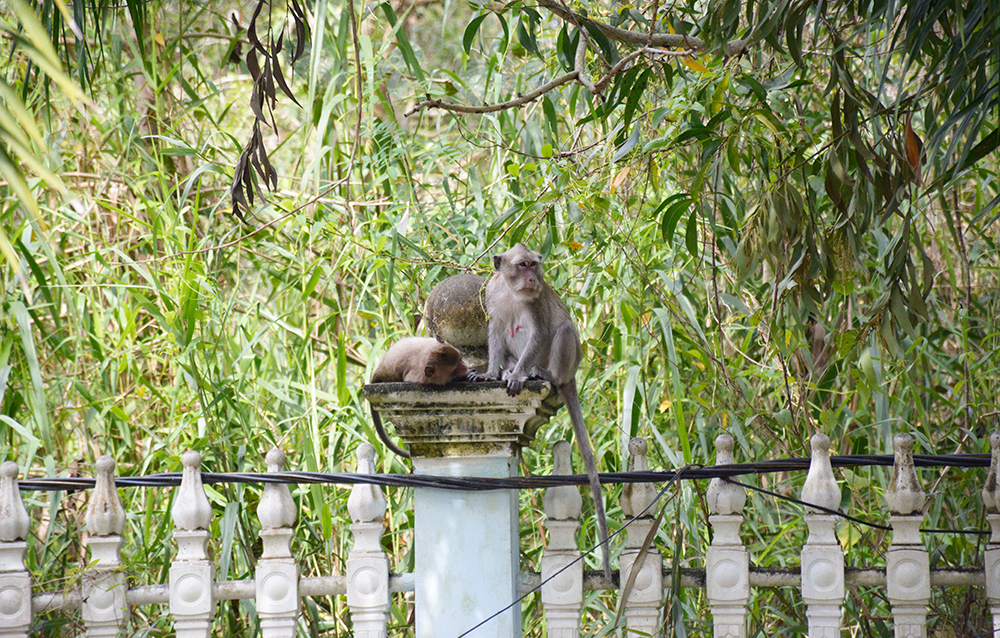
346 443 390 638
0 461 31 638
705 433 749 638
981 432 1000 632
256 448 298 638
82 456 129 636
169 451 215 638
799 434 844 638
885 433 929 638
620 437 664 637
541 440 584 638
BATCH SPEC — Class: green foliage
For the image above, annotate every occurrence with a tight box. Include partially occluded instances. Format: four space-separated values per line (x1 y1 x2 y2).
0 0 998 635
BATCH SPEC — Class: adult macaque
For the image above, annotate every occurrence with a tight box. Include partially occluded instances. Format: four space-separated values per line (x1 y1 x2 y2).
369 337 469 458
484 244 611 579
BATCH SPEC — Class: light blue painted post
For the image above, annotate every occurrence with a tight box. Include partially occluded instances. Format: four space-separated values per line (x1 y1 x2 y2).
365 382 560 638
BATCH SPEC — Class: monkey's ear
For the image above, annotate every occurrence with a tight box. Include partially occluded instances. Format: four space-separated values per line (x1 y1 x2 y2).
493 255 502 270
434 334 444 343
424 365 435 378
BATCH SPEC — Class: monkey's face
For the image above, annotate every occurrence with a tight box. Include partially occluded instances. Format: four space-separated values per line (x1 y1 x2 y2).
423 344 468 385
496 245 544 297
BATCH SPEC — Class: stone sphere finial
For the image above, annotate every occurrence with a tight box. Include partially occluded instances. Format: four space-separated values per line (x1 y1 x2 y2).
629 437 647 458
96 456 115 475
1 462 18 480
886 433 925 515
266 448 286 472
0 461 29 542
707 434 746 515
544 441 583 520
182 450 201 469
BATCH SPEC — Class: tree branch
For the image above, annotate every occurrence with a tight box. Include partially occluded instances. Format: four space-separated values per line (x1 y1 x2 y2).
535 0 747 56
405 71 579 116
592 47 693 93
405 0 745 118
575 28 597 94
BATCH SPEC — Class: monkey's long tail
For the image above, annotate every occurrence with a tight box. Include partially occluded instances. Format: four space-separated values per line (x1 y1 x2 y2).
559 378 612 580
371 407 411 458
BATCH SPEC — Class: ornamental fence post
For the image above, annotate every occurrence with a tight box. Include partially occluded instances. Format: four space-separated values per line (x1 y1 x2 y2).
799 434 844 638
346 443 390 638
169 450 216 638
619 437 663 638
885 433 929 638
364 381 559 638
0 461 31 638
541 440 584 638
256 448 299 638
82 456 129 636
981 431 1000 633
705 433 749 638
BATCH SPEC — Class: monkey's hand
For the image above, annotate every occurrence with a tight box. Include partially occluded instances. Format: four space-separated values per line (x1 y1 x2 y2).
464 370 492 382
504 369 529 396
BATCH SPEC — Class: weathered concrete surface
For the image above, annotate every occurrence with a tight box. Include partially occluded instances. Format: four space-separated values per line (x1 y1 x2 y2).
363 380 561 458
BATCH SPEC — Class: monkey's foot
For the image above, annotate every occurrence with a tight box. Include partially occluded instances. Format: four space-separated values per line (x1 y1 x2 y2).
504 372 530 396
463 370 494 382
527 366 558 385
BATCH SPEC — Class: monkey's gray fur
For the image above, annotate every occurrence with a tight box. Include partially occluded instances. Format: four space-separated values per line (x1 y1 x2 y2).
484 244 611 580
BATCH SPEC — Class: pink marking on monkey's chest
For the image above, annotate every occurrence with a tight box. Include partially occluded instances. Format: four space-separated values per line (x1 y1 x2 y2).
509 325 520 337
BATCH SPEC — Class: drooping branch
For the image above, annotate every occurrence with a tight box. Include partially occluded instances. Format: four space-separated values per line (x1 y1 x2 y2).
535 0 747 57
405 71 579 116
405 0 747 117
593 47 693 93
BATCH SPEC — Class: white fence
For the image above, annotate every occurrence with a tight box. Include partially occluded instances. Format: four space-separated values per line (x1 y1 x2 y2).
1 431 999 637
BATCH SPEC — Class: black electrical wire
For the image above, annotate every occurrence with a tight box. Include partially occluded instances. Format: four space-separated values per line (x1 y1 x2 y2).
15 452 992 493
724 477 990 536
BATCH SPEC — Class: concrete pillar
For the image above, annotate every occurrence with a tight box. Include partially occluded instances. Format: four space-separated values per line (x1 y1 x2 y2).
705 434 749 638
799 434 845 638
884 433 929 638
364 380 560 638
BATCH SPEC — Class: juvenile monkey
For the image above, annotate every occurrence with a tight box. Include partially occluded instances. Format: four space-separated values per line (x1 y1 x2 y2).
369 337 469 458
484 244 611 579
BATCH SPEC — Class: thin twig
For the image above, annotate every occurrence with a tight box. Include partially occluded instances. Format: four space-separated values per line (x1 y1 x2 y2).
951 189 974 423
347 0 364 206
592 47 693 93
405 72 579 116
535 0 747 56
109 177 350 265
